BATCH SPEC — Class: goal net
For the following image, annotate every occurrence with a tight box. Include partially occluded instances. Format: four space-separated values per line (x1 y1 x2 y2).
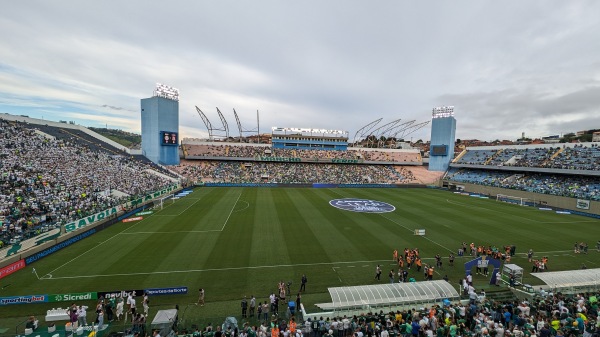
153 194 175 210
496 194 535 207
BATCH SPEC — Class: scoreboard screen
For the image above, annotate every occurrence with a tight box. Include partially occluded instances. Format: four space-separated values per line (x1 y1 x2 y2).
430 145 448 156
161 131 178 146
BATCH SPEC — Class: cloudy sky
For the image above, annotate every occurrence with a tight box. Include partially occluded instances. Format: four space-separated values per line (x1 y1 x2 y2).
1 1 599 142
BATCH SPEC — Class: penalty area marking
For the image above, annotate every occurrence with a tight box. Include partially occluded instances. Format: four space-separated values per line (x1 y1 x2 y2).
445 198 598 224
233 200 250 213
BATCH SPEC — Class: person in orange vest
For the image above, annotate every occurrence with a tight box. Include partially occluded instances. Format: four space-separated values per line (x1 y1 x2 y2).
397 258 404 269
289 318 297 335
271 325 279 337
415 258 422 272
406 256 412 269
427 266 434 280
393 249 398 262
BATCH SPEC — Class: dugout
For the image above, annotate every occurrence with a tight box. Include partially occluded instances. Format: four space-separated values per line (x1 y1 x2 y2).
501 264 523 286
531 268 600 294
151 309 178 337
310 280 459 320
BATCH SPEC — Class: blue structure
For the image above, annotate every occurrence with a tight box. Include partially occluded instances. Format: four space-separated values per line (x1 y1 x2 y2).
429 107 456 171
141 84 180 165
271 127 349 151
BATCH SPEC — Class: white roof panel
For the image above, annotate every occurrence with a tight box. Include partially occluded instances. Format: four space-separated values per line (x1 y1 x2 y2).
531 268 600 288
327 280 459 310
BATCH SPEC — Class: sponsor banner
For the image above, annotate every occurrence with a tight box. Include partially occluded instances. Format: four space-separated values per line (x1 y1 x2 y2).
576 199 590 210
0 294 47 306
65 184 179 233
329 198 396 213
25 229 96 265
145 287 188 296
259 156 301 162
331 159 359 164
135 211 153 216
97 289 144 300
0 259 25 279
123 216 143 223
48 292 97 302
65 207 119 233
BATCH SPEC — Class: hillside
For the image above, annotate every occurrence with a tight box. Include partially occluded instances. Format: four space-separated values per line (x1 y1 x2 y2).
89 127 141 149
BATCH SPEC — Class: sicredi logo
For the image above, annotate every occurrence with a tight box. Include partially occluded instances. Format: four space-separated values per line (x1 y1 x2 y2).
329 198 396 213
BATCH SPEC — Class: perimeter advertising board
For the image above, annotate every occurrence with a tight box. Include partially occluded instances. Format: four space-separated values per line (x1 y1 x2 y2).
0 259 25 280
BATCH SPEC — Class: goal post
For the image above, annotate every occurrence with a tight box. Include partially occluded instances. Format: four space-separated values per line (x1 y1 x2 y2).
153 193 175 210
496 194 536 207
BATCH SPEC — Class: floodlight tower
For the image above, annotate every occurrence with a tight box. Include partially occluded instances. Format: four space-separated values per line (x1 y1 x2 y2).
428 106 456 171
141 83 180 165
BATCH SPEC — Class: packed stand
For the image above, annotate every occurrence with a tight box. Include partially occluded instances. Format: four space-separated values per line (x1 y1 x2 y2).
447 169 600 201
184 144 420 163
542 145 600 171
0 119 173 248
455 145 600 172
173 160 417 184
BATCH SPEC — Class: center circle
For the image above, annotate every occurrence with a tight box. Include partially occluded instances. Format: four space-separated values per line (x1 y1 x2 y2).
329 198 396 213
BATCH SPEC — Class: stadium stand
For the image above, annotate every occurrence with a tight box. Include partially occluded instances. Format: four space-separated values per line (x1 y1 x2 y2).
0 119 175 248
447 168 600 201
172 160 419 184
184 144 422 163
455 144 600 172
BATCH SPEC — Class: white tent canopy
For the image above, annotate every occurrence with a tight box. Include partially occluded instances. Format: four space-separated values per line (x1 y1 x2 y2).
324 280 459 310
531 268 600 289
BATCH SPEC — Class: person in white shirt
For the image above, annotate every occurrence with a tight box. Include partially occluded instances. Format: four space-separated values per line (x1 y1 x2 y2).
143 293 149 315
381 329 390 337
127 293 137 319
77 305 88 326
116 299 124 321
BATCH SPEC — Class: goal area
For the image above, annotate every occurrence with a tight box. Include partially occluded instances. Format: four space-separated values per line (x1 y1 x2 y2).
496 194 536 207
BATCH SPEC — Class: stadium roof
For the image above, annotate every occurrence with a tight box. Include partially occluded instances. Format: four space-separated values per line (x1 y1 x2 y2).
531 268 600 289
325 280 460 310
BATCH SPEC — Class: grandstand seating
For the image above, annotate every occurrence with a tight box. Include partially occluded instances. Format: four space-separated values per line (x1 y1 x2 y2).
455 145 600 172
184 144 421 163
447 168 600 201
0 119 174 248
173 160 419 184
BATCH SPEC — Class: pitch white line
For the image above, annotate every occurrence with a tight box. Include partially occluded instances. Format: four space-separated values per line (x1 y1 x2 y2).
120 230 221 235
380 214 454 254
42 258 406 280
445 198 599 224
221 192 242 231
42 215 155 278
233 200 250 213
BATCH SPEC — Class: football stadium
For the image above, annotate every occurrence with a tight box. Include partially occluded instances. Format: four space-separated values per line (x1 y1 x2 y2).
1 88 599 337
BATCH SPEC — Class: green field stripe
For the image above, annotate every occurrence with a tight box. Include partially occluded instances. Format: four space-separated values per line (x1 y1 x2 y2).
272 189 332 265
298 189 393 262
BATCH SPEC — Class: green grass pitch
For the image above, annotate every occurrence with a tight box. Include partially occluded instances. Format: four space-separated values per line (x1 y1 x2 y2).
1 187 599 326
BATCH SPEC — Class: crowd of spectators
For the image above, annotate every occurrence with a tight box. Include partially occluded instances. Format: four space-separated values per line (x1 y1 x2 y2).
447 169 600 201
0 119 174 248
175 289 599 337
173 160 417 185
455 145 600 171
184 145 421 163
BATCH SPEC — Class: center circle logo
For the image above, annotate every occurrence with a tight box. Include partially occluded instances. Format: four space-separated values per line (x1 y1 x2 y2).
329 198 395 213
